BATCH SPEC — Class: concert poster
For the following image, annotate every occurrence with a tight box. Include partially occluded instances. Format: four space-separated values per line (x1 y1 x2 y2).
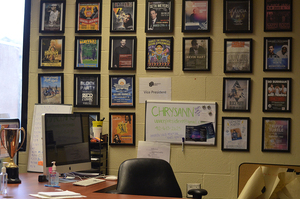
223 78 250 111
109 113 135 145
40 1 65 32
183 0 209 31
109 75 135 108
263 78 291 112
264 0 292 31
264 37 291 71
111 1 136 31
75 37 100 69
262 118 290 152
74 74 100 107
38 73 63 104
39 37 64 68
224 0 252 32
222 117 249 151
224 39 252 72
76 2 101 32
146 37 173 70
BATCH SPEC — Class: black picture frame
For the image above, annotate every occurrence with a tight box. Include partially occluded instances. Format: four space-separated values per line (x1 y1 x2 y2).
145 0 174 33
39 0 66 33
223 0 253 33
182 0 211 33
222 78 251 112
75 0 102 33
38 36 65 69
262 117 291 152
224 38 252 73
109 36 136 70
38 73 64 104
263 37 292 71
74 74 100 107
264 0 292 32
222 117 250 151
74 36 101 70
182 37 210 71
109 112 135 146
110 0 137 32
263 78 291 112
146 37 173 70
109 75 135 108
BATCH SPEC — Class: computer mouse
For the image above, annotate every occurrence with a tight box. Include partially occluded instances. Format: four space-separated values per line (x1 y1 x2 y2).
105 176 118 180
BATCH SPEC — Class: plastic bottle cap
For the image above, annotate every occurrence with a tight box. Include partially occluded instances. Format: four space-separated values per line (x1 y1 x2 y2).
52 161 56 171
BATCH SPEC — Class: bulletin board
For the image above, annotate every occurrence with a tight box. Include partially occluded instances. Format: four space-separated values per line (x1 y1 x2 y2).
145 100 217 145
27 104 72 172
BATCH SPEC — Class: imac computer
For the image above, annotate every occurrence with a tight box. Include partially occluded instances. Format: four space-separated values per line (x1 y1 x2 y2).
42 113 91 175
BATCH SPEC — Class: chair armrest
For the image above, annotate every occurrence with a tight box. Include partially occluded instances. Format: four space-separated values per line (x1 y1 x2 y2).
106 190 122 194
188 189 208 199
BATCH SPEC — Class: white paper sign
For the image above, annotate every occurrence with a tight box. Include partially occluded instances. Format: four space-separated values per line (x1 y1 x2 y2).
137 141 171 163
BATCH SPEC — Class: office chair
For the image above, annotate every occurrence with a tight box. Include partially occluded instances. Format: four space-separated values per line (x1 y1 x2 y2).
108 158 208 198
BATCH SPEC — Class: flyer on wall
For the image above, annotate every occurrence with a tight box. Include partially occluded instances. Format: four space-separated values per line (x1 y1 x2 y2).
40 38 63 68
77 2 101 31
147 1 172 31
75 75 99 106
111 1 135 31
110 113 135 145
110 76 134 107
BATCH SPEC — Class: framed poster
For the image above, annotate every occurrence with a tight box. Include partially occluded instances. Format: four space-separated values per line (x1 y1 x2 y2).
264 0 292 32
182 37 210 71
75 0 102 33
262 117 291 152
145 0 174 33
182 0 210 32
110 0 137 32
222 78 251 112
146 37 173 70
38 36 65 69
109 75 135 108
224 39 252 73
38 73 64 104
222 117 249 151
39 0 66 33
264 37 292 71
74 36 101 70
263 78 291 112
223 0 252 33
109 112 135 145
74 74 100 107
109 36 136 70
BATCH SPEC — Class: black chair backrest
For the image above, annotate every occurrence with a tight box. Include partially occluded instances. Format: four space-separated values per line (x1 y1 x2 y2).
116 158 182 198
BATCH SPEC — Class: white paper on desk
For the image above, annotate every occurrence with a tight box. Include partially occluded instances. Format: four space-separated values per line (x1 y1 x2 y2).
38 190 82 197
137 141 170 163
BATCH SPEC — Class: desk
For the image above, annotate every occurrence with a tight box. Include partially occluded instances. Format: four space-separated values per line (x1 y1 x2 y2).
3 173 185 199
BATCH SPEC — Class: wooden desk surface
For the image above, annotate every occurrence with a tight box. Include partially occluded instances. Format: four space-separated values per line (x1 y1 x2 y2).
3 173 185 199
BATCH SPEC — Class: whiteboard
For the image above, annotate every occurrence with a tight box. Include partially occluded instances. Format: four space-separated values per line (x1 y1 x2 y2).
27 104 72 172
145 100 217 145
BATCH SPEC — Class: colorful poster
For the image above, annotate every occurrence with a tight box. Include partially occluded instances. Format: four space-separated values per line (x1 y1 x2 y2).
264 79 289 111
111 114 134 144
111 1 135 31
225 79 249 110
76 76 99 106
76 38 99 68
77 3 100 31
147 1 171 31
223 118 248 150
147 38 171 69
184 1 208 30
42 3 63 32
40 75 62 104
184 38 208 70
225 40 251 71
265 38 290 70
110 76 134 106
110 38 134 69
40 38 63 67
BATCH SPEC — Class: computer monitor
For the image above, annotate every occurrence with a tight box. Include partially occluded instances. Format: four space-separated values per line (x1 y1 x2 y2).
42 113 91 175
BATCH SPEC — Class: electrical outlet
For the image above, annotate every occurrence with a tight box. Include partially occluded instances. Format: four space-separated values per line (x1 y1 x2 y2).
186 183 201 198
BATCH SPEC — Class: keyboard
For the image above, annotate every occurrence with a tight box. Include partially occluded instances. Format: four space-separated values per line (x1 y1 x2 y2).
73 178 105 186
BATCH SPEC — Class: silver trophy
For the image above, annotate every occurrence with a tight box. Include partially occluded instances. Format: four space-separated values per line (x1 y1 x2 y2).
0 127 26 183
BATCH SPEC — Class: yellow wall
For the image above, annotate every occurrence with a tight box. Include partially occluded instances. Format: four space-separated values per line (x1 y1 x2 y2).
19 0 300 198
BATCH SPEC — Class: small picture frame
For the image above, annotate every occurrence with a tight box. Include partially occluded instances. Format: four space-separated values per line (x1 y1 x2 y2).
145 0 174 33
109 112 135 146
223 0 252 33
264 0 292 32
75 0 102 33
182 37 210 71
263 78 291 112
262 117 291 152
146 37 173 70
182 0 210 32
222 117 250 151
74 36 101 70
223 78 251 112
74 74 100 107
109 75 135 108
110 0 137 32
224 39 252 73
109 36 136 70
38 36 65 69
38 73 64 104
39 0 66 33
264 37 292 71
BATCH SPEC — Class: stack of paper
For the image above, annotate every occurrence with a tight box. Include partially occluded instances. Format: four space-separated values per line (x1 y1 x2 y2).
30 190 86 198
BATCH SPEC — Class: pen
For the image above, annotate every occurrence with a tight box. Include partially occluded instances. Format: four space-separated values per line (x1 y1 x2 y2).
45 184 61 188
182 137 184 152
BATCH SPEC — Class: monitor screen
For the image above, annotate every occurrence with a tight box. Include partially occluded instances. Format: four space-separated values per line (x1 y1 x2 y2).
42 113 91 175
